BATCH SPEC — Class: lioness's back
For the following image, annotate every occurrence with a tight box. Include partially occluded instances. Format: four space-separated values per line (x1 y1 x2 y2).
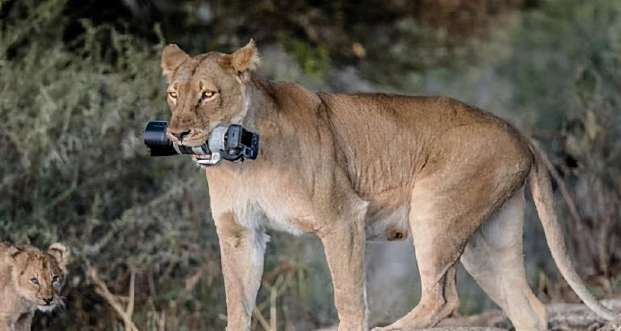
320 93 509 134
315 92 529 196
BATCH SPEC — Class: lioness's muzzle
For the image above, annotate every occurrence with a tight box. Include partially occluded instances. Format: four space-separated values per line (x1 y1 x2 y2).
144 121 260 165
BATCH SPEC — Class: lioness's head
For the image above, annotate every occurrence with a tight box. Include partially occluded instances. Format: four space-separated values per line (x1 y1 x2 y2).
8 243 69 311
161 40 260 147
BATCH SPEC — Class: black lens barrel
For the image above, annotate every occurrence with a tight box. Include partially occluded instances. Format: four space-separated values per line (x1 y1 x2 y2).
143 121 178 156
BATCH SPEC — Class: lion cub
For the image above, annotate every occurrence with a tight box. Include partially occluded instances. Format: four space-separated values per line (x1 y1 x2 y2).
0 242 69 331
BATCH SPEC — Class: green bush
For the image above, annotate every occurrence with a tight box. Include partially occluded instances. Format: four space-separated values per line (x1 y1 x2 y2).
0 1 226 329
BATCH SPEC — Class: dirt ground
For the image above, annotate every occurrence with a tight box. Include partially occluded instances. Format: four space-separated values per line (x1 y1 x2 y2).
315 300 621 331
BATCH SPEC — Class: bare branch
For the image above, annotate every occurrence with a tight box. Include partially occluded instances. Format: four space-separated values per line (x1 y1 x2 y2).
88 267 140 331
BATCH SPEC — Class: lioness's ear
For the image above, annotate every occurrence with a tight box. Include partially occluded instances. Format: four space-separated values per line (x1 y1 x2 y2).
161 44 190 82
219 39 260 78
48 243 69 270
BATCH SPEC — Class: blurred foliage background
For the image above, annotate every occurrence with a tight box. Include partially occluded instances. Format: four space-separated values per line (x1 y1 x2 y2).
0 0 620 330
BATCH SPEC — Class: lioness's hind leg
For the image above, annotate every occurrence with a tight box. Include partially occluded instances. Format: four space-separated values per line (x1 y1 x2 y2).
373 195 486 331
461 188 547 331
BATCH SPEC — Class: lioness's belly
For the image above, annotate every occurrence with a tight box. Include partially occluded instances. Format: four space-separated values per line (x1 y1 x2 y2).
253 202 411 242
243 188 411 242
208 163 412 241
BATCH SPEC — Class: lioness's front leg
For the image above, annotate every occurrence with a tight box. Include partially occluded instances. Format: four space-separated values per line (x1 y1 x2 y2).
215 212 267 331
318 216 368 331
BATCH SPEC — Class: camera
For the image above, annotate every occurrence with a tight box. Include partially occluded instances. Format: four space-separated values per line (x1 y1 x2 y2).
144 121 259 165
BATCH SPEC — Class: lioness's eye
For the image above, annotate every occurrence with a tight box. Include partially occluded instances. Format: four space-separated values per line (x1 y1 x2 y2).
30 277 39 285
168 91 178 99
201 90 216 100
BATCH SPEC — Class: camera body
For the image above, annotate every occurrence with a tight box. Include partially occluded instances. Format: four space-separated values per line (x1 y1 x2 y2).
144 121 259 165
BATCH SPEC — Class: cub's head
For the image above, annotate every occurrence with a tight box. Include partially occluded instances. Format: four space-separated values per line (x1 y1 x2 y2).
161 40 260 147
8 243 69 311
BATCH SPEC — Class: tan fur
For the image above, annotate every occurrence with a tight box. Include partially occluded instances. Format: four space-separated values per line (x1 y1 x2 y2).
160 42 618 331
0 242 68 331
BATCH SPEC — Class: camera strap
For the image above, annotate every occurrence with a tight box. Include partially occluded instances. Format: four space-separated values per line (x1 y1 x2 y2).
193 124 259 167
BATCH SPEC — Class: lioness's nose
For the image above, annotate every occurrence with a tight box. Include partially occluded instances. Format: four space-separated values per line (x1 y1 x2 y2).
169 129 191 142
43 297 53 305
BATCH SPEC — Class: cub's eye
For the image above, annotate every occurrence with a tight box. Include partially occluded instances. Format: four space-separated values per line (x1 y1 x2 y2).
168 91 178 99
30 277 39 285
201 90 217 100
52 275 60 284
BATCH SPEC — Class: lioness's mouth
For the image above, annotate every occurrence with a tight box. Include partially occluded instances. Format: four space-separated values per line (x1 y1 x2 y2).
192 153 212 160
179 134 208 147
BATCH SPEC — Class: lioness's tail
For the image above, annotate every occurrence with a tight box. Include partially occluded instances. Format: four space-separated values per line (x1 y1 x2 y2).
528 142 616 321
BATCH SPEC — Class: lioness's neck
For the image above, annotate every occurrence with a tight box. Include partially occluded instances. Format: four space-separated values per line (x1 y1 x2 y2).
242 77 323 136
206 77 326 177
240 78 279 130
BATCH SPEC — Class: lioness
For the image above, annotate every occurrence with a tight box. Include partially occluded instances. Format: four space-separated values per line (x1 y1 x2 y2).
159 40 617 331
0 242 68 331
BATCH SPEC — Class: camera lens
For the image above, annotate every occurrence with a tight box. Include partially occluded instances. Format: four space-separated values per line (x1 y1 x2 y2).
144 121 178 156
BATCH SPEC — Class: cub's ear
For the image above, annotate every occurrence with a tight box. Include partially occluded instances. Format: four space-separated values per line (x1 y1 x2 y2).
219 39 260 78
161 44 190 82
48 243 70 270
7 246 21 259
